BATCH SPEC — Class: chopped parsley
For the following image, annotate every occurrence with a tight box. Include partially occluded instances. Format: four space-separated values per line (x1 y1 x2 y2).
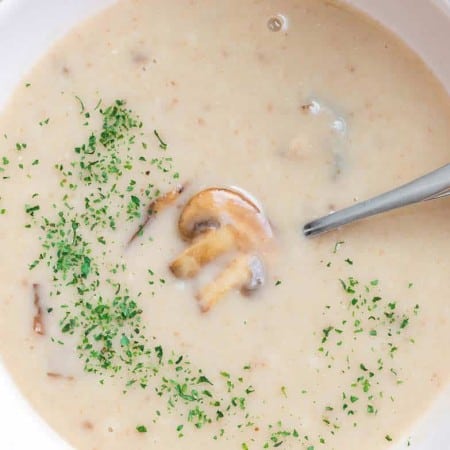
153 129 167 150
23 98 260 443
316 266 420 440
13 94 422 448
333 240 344 253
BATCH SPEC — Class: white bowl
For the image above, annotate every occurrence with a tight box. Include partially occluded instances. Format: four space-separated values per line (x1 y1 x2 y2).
0 1 448 448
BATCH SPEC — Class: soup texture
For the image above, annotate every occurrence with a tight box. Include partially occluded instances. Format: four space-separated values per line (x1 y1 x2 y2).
0 0 449 449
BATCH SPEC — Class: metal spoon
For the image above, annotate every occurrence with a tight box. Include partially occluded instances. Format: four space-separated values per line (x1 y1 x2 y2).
303 163 450 237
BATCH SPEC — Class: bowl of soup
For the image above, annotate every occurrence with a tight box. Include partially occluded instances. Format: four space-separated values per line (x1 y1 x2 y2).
0 1 449 449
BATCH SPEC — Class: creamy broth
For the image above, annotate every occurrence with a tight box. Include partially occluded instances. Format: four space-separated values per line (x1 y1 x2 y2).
0 0 449 449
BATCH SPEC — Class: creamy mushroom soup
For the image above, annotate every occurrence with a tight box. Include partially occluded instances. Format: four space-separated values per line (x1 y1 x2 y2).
0 0 449 449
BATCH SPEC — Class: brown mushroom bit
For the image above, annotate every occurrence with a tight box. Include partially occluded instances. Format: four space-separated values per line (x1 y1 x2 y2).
82 420 94 430
32 283 45 335
170 187 273 311
127 183 186 246
47 372 75 381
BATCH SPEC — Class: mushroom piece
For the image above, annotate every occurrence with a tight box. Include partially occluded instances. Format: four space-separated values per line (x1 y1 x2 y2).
147 184 186 218
170 225 237 278
196 253 264 313
32 283 45 335
127 184 186 246
170 188 272 279
170 187 273 312
47 372 74 381
177 187 272 248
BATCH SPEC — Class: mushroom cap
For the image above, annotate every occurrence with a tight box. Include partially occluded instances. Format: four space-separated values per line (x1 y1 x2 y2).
178 187 272 248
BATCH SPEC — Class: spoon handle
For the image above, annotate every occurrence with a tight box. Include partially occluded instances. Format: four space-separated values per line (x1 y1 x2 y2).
303 163 450 237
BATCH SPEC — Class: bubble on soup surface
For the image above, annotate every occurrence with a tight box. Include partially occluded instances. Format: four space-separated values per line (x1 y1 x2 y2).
267 14 288 32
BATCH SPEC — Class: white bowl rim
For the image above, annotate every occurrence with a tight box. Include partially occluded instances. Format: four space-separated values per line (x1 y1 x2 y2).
0 0 448 448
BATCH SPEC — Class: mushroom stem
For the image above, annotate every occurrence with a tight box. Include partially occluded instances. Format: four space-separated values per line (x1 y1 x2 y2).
196 253 252 313
169 225 237 278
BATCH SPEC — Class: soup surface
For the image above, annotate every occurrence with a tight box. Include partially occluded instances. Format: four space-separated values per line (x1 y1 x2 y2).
0 0 449 449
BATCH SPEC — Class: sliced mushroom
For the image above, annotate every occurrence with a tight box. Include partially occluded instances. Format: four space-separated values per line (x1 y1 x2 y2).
170 187 273 312
196 253 253 312
127 183 186 246
170 224 237 278
178 187 272 248
148 184 186 217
